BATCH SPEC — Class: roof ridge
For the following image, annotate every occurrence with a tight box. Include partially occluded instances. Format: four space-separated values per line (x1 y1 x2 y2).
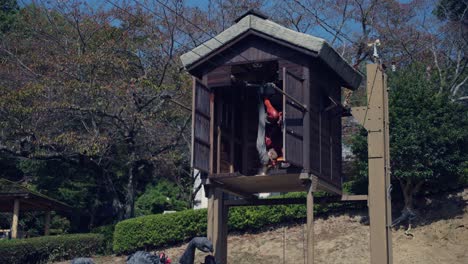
180 12 363 89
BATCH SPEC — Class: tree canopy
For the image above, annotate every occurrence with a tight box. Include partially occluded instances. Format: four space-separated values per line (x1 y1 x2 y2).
349 64 468 215
0 0 466 234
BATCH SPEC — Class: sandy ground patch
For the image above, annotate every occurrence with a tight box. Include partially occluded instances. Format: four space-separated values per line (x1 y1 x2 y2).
54 189 468 264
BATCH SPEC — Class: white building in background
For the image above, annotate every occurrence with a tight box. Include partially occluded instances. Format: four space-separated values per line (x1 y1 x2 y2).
193 169 208 209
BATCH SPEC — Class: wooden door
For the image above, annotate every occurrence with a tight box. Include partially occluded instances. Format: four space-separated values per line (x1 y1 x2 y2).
192 78 211 173
282 67 306 167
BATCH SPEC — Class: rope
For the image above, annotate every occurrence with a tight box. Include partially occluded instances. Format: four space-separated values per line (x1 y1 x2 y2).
282 192 286 264
283 225 286 264
303 223 306 264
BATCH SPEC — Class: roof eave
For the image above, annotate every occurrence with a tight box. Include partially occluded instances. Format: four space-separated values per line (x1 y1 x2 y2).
180 14 362 90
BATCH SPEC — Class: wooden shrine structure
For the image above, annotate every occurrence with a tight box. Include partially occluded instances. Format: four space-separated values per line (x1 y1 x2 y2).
0 179 71 239
181 10 392 264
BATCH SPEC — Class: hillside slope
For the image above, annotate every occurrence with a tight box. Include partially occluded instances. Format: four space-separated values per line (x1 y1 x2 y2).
55 189 468 264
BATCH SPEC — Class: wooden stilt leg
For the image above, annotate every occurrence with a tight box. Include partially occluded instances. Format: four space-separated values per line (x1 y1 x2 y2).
11 199 20 239
306 183 314 264
207 187 228 264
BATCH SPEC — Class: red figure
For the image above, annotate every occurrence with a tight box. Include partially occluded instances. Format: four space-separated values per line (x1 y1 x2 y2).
264 98 281 123
263 97 283 166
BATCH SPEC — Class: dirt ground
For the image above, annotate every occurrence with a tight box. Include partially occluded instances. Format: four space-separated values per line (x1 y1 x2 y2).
54 189 468 264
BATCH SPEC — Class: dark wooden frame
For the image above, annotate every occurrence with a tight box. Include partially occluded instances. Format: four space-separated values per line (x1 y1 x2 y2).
190 34 344 196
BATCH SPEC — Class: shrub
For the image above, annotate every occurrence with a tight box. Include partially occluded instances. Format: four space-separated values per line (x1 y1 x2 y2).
91 224 115 254
113 192 358 254
135 179 189 216
0 233 104 264
113 209 207 254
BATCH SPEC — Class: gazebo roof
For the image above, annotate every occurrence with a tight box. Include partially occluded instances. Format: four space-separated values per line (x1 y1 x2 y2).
180 10 362 90
0 179 71 212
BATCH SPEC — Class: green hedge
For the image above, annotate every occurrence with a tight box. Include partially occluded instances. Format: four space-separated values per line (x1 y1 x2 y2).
114 192 359 254
0 233 104 264
91 224 115 254
114 209 207 254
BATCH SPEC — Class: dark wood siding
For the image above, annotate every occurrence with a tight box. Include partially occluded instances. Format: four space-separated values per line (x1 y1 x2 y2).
207 65 231 88
282 64 306 168
190 32 344 193
315 66 343 188
192 79 211 173
205 35 308 71
309 63 321 175
320 108 332 180
330 83 342 187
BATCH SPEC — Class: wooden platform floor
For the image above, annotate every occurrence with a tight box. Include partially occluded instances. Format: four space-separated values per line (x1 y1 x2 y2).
209 171 307 194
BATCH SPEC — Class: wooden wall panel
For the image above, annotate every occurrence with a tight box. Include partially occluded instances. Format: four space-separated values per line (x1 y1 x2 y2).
192 79 211 173
320 110 332 179
282 65 306 167
313 66 342 189
207 65 231 88
309 63 321 175
330 82 342 187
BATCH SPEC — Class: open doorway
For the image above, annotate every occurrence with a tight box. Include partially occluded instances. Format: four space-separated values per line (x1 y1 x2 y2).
214 61 293 176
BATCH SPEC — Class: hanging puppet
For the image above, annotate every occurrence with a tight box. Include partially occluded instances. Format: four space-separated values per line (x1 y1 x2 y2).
255 82 285 175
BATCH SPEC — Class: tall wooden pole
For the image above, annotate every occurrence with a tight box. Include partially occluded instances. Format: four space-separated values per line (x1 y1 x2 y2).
207 187 228 264
352 64 393 264
11 199 20 239
44 211 51 236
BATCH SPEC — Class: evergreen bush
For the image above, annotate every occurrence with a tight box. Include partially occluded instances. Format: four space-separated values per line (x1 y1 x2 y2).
0 233 104 264
113 192 359 254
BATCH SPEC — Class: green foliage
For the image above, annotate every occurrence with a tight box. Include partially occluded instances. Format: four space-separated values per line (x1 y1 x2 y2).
343 128 369 195
349 64 468 201
0 2 192 225
0 0 19 33
113 209 207 254
0 233 104 264
113 192 360 254
91 224 115 254
16 212 70 238
16 159 102 232
389 65 468 189
135 179 189 216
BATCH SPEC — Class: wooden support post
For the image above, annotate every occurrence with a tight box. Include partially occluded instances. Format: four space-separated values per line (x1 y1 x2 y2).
207 187 228 264
353 64 393 264
11 199 20 239
306 182 314 264
44 211 51 236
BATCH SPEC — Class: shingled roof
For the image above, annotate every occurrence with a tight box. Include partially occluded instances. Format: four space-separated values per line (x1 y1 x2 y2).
0 179 71 212
180 10 362 90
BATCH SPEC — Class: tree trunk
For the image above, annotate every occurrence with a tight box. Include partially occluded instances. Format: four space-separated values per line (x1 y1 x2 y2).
393 178 424 226
400 179 414 211
399 179 424 211
124 163 135 219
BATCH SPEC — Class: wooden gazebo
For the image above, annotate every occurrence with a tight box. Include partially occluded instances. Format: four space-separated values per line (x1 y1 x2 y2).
0 179 71 239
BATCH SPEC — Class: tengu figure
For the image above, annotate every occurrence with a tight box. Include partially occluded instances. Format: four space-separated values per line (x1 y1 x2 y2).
256 82 284 175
